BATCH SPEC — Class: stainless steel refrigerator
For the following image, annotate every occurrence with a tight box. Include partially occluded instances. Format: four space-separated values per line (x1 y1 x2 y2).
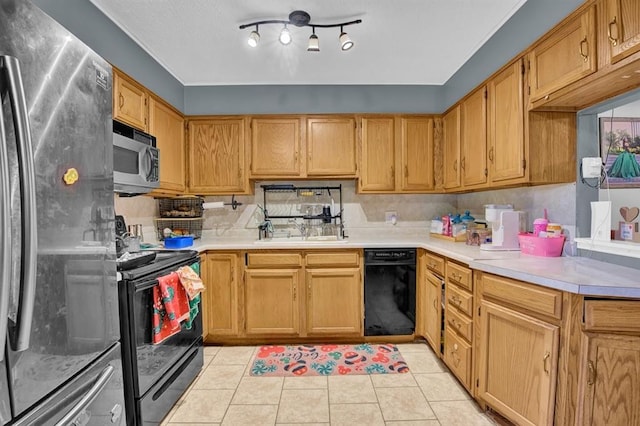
1 0 126 424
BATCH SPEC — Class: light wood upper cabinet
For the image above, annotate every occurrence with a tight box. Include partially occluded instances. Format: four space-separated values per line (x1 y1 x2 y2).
148 95 185 194
605 0 640 64
305 267 362 335
113 70 148 132
307 117 357 176
460 87 488 188
443 105 461 190
529 7 597 103
400 117 434 192
244 268 300 336
250 117 302 177
187 118 249 194
478 300 559 426
359 117 396 192
201 252 239 340
488 60 525 184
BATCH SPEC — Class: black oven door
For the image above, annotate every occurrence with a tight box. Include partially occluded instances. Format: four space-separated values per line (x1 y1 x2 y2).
121 269 203 398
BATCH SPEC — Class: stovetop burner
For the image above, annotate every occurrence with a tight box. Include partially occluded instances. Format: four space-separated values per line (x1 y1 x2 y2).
117 251 157 271
118 250 199 281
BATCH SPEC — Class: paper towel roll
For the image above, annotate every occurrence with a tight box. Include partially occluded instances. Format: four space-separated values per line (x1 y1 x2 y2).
203 201 225 209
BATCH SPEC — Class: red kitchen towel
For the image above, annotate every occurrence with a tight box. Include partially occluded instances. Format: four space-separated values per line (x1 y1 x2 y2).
152 272 190 344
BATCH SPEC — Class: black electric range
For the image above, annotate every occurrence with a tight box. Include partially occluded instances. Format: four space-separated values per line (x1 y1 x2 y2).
117 248 203 425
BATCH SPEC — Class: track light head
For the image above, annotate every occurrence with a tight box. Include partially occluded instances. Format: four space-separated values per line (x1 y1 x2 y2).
339 30 353 51
247 27 260 47
308 28 319 52
279 25 291 45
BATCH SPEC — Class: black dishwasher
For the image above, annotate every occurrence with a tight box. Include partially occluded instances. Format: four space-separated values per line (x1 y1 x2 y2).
364 249 416 336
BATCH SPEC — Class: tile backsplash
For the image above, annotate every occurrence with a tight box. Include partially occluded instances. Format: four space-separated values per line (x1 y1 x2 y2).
114 181 576 238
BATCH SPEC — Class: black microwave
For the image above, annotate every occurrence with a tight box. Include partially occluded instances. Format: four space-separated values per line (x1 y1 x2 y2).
113 120 159 194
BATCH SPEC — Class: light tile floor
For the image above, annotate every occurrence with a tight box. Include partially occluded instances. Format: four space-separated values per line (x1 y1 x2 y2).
161 343 496 425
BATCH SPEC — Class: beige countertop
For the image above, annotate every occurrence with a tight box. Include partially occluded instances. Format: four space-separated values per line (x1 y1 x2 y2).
183 228 640 298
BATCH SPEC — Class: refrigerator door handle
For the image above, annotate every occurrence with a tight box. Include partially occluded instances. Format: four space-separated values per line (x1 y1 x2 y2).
0 63 12 363
0 55 38 352
53 365 115 426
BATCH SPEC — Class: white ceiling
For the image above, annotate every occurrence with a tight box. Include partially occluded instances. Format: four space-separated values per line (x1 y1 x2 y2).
89 0 527 86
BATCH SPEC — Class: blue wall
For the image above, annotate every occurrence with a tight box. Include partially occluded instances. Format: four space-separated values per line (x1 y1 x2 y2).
34 0 583 114
33 0 184 111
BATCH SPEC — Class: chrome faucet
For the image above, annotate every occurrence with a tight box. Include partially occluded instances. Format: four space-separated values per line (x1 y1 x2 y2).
288 219 306 238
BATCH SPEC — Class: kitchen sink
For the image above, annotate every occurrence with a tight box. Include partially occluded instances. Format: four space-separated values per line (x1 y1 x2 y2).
253 236 348 244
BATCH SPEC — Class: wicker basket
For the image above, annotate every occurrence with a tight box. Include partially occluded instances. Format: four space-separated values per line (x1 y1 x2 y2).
158 197 203 218
155 218 203 240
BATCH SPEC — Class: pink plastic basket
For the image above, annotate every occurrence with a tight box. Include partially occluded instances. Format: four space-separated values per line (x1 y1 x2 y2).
518 233 565 257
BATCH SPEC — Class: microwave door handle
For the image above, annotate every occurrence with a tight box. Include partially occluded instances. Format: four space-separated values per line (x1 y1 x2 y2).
1 55 37 353
0 63 12 362
142 147 153 179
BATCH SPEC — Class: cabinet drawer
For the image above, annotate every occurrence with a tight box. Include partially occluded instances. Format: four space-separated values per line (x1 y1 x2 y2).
584 300 640 333
306 251 360 267
444 327 472 391
447 262 472 291
425 252 445 276
246 252 302 268
446 306 472 342
481 274 562 320
447 284 473 317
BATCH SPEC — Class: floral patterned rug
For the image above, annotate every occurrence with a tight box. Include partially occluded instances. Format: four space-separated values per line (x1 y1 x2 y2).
249 343 410 376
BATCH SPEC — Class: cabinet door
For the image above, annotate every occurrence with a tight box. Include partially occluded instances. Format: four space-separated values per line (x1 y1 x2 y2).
443 105 461 190
306 268 362 335
460 87 488 188
478 300 559 426
187 118 248 194
307 117 357 176
113 71 147 131
359 117 396 192
579 333 640 426
423 270 443 355
605 0 640 64
529 7 596 102
400 117 434 192
244 269 300 336
488 60 525 183
149 96 185 193
250 117 301 177
201 252 238 339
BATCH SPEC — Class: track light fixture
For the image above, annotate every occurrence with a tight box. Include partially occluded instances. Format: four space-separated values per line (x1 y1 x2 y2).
239 10 362 51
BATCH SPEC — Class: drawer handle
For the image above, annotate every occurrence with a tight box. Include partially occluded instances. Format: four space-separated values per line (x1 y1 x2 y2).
543 351 550 375
587 360 596 386
608 16 618 46
450 295 461 306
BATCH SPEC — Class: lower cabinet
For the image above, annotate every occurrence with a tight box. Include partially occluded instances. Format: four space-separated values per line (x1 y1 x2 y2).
577 333 640 426
201 252 239 340
201 249 363 342
244 268 301 336
477 273 561 426
305 267 362 335
478 300 559 426
575 299 640 426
